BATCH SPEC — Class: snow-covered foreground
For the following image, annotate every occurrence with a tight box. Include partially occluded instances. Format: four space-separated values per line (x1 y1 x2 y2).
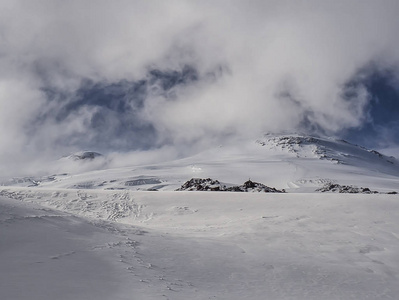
1 188 399 299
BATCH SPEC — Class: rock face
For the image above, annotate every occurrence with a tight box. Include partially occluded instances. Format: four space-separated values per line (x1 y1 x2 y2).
176 178 225 191
69 151 103 161
227 180 285 193
316 183 378 194
176 178 285 193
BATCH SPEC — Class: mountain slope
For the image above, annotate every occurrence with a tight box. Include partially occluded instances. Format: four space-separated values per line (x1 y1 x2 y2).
1 135 399 299
2 134 399 193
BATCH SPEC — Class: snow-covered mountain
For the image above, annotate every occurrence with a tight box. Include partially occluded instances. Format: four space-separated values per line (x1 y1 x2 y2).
258 134 397 173
3 134 398 193
2 134 399 300
66 151 103 161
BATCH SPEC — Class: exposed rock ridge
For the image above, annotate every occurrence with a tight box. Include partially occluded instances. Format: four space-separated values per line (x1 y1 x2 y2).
176 178 285 193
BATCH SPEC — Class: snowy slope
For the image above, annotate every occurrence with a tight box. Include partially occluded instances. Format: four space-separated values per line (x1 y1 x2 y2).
0 196 137 300
3 134 398 193
1 189 399 299
1 134 399 299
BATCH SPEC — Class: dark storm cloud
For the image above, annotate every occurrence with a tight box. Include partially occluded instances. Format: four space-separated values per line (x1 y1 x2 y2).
1 0 399 175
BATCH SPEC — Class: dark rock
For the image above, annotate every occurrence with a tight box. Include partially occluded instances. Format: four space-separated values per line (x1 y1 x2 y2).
176 178 225 191
69 151 103 161
317 183 379 194
176 178 285 193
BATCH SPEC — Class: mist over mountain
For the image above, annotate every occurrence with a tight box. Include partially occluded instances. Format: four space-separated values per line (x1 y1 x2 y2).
3 134 398 195
1 1 399 176
2 3 399 299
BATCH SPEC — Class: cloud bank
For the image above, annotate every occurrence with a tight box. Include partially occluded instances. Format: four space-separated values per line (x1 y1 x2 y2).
1 0 399 175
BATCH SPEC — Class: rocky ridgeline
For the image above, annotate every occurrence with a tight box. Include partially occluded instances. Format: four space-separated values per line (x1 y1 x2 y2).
176 178 223 191
316 183 379 194
257 135 323 156
176 178 285 193
257 135 397 166
68 151 103 161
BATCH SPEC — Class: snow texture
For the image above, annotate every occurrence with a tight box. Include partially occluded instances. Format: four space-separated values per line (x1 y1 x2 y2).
1 190 399 299
1 135 399 299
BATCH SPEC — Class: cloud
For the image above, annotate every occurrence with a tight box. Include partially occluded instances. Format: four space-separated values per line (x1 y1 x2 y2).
1 0 399 175
342 65 399 150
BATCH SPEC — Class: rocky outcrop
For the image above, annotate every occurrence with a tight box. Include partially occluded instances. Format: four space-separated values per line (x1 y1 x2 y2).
176 178 285 193
316 183 378 194
68 151 103 161
176 178 226 191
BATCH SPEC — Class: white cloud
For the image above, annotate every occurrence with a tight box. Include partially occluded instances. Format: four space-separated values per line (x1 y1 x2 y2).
1 0 399 175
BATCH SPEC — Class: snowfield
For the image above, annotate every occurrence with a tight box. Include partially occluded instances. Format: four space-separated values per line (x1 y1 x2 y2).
1 135 399 299
1 189 399 299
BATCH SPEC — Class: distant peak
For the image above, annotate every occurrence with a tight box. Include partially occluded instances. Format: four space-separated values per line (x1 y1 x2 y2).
256 134 397 168
68 151 103 161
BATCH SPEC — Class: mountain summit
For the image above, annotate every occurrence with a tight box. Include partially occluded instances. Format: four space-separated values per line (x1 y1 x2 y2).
67 151 103 161
257 134 397 170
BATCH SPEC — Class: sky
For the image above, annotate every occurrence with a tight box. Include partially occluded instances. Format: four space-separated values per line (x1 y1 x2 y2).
1 0 399 176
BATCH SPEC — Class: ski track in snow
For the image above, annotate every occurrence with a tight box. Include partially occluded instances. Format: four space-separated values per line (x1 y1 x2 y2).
0 189 151 222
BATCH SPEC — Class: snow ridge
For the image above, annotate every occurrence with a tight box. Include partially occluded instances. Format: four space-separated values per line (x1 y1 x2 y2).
257 134 397 166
